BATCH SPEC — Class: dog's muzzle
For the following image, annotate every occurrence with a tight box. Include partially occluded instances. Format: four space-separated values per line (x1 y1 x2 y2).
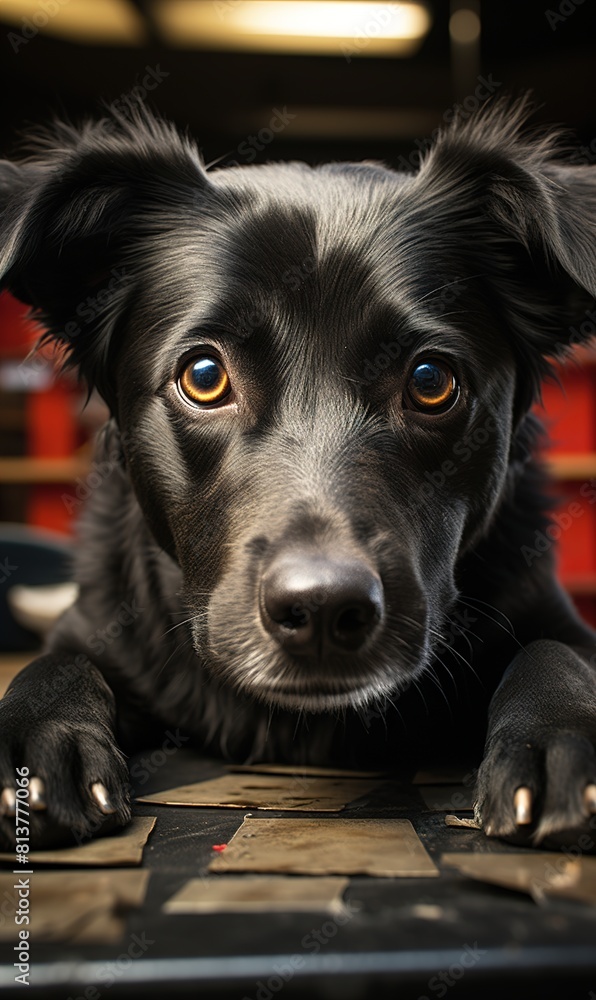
259 551 384 656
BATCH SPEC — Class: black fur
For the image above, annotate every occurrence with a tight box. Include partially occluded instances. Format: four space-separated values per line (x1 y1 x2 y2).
0 97 595 849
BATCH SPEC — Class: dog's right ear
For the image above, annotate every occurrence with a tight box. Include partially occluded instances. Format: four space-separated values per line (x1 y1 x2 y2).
414 97 596 383
0 112 209 406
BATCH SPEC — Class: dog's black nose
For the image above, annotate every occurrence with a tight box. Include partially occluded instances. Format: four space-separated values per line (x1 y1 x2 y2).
260 554 383 655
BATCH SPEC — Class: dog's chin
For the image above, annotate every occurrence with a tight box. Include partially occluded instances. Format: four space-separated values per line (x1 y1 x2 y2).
236 677 400 714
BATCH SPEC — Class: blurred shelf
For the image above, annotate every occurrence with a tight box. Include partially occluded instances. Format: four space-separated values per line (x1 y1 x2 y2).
0 456 90 483
547 453 596 480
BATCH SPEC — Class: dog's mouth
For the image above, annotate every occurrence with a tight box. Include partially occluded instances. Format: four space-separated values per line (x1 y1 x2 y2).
201 628 426 714
201 540 430 714
236 670 403 713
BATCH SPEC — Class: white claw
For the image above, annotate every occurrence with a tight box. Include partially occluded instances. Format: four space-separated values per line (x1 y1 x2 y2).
514 786 533 825
584 783 596 814
0 788 16 816
90 782 116 815
29 777 46 811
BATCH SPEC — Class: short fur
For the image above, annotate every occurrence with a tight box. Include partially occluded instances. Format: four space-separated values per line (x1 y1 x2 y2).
1 97 595 848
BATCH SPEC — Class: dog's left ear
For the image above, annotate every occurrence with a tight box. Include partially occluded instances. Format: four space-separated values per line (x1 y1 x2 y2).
0 111 209 406
416 99 596 364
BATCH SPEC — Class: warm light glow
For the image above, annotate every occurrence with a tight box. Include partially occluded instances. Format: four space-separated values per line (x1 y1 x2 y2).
0 0 146 45
221 2 428 39
449 8 480 44
153 1 432 56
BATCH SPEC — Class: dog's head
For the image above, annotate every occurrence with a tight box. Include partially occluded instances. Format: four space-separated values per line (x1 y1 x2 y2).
1 101 595 712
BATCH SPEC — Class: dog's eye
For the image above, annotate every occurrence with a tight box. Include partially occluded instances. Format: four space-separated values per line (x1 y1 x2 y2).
406 359 458 413
178 356 231 406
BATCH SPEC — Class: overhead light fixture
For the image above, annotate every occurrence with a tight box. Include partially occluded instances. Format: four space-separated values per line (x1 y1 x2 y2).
153 1 432 57
0 0 146 46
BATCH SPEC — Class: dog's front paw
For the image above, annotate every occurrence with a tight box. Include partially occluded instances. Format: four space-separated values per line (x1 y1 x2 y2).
0 713 131 849
476 730 596 850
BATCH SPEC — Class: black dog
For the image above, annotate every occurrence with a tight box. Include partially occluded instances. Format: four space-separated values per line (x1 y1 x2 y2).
0 98 595 850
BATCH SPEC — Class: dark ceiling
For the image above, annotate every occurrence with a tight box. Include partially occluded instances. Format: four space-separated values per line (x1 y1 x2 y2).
0 0 595 169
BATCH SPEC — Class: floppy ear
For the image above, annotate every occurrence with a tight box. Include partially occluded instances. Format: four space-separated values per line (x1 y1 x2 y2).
0 112 208 406
415 98 596 379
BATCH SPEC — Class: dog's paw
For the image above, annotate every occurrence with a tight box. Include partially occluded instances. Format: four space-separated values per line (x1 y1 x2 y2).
0 714 131 850
476 730 596 851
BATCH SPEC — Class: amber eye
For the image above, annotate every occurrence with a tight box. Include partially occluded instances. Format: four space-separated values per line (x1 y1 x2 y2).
406 359 459 413
179 356 231 406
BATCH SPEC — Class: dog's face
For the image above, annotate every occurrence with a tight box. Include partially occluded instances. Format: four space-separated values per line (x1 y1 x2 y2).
114 165 518 712
2 104 595 712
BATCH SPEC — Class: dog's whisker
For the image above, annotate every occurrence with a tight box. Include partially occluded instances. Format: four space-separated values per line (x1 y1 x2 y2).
438 616 475 662
411 677 430 717
457 595 516 635
444 614 485 647
424 662 454 718
427 627 485 686
160 616 197 638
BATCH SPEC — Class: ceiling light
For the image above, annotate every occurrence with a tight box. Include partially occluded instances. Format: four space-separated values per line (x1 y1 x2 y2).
153 1 432 57
0 0 146 46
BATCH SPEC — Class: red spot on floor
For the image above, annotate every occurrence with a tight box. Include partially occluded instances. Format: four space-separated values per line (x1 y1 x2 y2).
212 844 227 852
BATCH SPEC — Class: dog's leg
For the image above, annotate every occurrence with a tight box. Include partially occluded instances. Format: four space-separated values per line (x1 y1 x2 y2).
476 639 596 847
0 652 130 849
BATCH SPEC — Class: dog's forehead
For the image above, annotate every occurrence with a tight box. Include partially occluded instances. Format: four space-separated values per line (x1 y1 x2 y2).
200 163 427 327
209 162 410 273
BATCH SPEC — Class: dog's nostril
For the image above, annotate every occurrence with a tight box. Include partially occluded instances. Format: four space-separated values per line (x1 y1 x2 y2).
264 597 311 634
260 553 383 655
279 609 309 631
333 604 377 638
